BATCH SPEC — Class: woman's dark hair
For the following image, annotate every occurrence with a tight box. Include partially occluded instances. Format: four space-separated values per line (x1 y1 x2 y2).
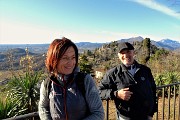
45 37 78 76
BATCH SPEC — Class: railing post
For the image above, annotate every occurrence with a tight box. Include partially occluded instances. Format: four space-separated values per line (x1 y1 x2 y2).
155 91 158 120
167 86 171 120
178 84 180 120
162 88 165 120
106 99 109 120
173 85 176 120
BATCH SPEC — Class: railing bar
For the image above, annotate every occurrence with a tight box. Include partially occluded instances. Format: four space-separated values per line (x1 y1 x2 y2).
162 88 165 120
167 86 171 120
2 112 39 120
106 99 109 120
155 90 158 120
178 84 180 120
173 85 176 120
157 82 180 89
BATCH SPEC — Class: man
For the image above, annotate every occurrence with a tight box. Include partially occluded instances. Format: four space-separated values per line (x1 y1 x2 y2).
98 42 157 120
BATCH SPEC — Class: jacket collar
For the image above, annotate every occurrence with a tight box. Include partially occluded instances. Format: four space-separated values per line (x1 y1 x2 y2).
50 67 80 87
121 60 141 72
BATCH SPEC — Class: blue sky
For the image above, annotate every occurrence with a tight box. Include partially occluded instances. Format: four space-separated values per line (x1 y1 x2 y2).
0 0 180 44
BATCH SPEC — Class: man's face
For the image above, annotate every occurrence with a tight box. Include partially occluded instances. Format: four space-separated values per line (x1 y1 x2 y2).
118 49 134 65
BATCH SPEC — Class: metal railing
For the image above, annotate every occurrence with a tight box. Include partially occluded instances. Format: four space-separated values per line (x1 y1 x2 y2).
155 82 180 120
3 112 39 120
3 82 180 120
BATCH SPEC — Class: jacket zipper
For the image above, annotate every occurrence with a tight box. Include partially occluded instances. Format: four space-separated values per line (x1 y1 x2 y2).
62 75 68 120
127 70 137 84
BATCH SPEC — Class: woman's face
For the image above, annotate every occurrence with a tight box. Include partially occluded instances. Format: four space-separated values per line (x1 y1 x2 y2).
57 46 76 75
118 49 134 65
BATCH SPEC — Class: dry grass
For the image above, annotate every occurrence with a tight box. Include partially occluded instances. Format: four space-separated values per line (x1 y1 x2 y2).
0 70 13 82
155 97 179 120
103 96 179 120
0 70 24 82
102 100 116 120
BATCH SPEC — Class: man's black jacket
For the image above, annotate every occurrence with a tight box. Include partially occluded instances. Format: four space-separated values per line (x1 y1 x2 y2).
98 61 157 119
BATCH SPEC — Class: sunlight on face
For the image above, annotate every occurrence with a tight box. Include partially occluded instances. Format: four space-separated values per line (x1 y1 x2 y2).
118 49 134 65
57 46 76 75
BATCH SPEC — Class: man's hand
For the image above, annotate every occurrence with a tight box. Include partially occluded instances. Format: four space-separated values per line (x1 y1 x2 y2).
116 88 133 101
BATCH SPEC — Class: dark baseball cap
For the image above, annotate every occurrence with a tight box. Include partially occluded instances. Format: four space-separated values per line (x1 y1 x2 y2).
118 42 134 53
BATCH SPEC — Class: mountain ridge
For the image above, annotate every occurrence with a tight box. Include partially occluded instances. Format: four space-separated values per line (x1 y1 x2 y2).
75 36 180 50
0 37 180 53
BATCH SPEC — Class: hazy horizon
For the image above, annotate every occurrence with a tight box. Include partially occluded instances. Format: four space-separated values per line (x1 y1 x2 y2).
0 36 180 45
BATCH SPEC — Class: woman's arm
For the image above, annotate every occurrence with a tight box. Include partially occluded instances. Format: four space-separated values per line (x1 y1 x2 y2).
38 80 52 120
83 74 105 120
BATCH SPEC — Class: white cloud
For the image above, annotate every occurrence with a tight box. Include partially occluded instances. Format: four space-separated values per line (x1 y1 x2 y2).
133 0 180 19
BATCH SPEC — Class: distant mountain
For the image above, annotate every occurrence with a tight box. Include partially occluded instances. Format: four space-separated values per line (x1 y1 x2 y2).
0 37 179 53
0 44 49 54
75 42 104 50
0 48 35 62
117 37 180 50
117 36 144 43
156 39 180 50
0 43 104 54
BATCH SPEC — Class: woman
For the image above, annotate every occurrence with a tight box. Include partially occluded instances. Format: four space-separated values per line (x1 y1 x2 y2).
38 37 104 120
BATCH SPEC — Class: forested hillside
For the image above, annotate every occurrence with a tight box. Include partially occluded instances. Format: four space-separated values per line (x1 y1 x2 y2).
80 38 180 86
0 38 180 84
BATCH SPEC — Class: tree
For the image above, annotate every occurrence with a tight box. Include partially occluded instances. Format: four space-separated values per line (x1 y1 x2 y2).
84 50 93 56
79 54 93 74
141 38 151 64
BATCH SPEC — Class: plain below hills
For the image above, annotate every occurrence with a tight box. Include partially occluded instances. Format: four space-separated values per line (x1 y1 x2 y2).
0 36 180 54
